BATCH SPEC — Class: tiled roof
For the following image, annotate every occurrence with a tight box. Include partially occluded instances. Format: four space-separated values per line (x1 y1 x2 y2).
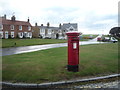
35 23 78 31
38 26 59 30
1 18 31 26
62 23 77 30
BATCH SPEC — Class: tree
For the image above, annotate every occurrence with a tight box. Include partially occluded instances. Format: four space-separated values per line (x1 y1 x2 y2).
109 27 120 40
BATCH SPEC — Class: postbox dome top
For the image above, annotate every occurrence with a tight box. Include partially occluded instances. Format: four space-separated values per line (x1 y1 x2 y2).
66 31 81 36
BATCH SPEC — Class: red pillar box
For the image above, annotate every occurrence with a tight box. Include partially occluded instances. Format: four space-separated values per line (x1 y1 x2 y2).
66 32 80 72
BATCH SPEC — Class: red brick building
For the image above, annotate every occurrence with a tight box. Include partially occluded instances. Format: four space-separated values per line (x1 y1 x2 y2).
0 15 32 39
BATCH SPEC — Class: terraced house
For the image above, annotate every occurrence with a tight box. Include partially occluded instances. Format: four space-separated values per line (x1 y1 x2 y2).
0 15 32 39
33 22 78 39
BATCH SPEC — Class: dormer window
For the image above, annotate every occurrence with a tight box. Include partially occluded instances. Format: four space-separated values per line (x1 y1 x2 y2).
28 26 31 31
11 25 14 30
19 25 22 30
68 26 75 31
70 28 73 31
0 24 3 30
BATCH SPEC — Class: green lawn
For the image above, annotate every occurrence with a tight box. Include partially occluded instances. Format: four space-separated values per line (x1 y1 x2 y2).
80 34 98 41
2 43 118 83
2 38 67 48
1 34 98 48
82 34 98 37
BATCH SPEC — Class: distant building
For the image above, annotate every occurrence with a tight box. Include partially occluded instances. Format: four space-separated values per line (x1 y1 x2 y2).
0 15 32 39
33 22 78 39
32 23 40 38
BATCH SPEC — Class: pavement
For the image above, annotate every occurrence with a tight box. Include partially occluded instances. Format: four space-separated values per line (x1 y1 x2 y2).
1 36 105 56
2 74 120 89
73 80 120 89
2 80 120 89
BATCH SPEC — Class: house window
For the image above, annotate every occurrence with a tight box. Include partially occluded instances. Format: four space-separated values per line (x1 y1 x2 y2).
19 25 22 30
48 29 51 34
70 28 73 31
0 31 3 38
40 28 44 34
11 32 14 38
11 25 14 30
24 32 27 38
18 32 23 38
52 30 54 33
20 32 23 36
0 24 3 30
28 32 32 38
43 29 45 33
28 26 31 31
29 32 32 37
40 29 42 33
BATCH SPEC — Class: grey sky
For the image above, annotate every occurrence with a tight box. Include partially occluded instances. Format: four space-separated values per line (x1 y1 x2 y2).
0 0 119 34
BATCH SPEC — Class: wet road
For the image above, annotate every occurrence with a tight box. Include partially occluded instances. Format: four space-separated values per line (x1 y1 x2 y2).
1 41 105 56
1 35 105 56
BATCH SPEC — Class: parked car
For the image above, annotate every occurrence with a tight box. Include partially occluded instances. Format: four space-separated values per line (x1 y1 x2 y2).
44 37 51 39
109 37 118 43
101 37 118 43
58 37 65 39
102 37 110 42
97 37 102 41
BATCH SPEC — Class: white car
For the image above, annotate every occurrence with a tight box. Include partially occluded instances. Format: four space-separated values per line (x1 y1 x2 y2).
110 37 118 43
58 37 65 39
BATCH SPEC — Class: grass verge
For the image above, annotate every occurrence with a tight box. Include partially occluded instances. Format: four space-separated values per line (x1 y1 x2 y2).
2 38 67 48
2 43 118 83
2 35 98 48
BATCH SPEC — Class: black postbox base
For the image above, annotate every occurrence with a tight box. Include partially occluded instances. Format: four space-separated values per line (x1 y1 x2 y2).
67 65 79 72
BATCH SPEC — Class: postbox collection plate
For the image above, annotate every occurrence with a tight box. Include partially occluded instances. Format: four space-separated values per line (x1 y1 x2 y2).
73 43 77 49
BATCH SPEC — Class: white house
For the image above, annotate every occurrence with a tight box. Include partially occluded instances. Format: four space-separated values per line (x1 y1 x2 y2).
36 23 78 39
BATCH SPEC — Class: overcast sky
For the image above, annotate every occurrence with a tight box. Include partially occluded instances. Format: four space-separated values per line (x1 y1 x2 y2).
0 0 119 34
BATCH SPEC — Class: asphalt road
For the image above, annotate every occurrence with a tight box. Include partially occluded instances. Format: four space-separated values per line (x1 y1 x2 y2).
1 35 105 56
1 39 105 56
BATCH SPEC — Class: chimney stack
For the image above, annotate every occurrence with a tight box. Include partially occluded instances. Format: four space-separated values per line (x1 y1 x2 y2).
27 17 30 22
4 14 6 19
41 24 43 26
47 22 50 28
35 23 37 26
59 23 62 29
11 15 16 21
2 14 6 19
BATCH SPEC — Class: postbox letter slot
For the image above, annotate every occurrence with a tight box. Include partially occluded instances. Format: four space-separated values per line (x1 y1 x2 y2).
73 43 77 49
